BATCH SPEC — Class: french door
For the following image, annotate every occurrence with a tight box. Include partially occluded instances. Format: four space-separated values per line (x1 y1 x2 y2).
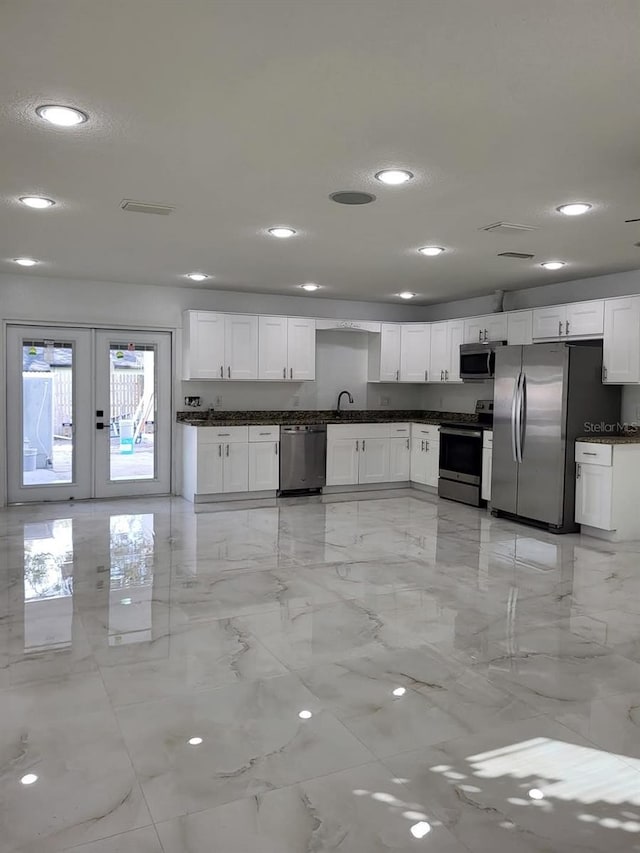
6 326 172 503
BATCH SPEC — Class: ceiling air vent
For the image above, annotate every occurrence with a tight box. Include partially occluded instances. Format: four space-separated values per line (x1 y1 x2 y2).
121 200 175 215
481 221 538 235
498 251 535 259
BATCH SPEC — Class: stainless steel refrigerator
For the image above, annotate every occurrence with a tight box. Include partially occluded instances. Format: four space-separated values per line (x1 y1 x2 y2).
491 343 620 532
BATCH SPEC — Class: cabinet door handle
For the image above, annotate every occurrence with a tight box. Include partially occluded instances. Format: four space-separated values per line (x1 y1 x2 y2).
362 439 366 452
220 365 224 378
577 463 581 479
421 440 424 451
226 444 230 457
445 369 449 380
425 439 429 451
396 369 399 381
424 369 428 381
558 320 563 336
406 438 410 450
228 366 231 379
218 444 222 457
566 320 570 335
603 366 608 381
478 329 482 342
484 329 488 341
218 433 230 436
283 367 287 379
440 370 444 381
582 452 598 456
275 442 278 455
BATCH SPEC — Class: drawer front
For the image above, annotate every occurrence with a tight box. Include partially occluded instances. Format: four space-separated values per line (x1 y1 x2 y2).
249 425 280 442
411 423 440 439
483 430 493 449
328 423 391 440
389 423 410 436
198 426 249 444
575 443 612 466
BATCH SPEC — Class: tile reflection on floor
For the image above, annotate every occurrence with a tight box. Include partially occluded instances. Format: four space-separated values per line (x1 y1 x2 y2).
1 496 640 851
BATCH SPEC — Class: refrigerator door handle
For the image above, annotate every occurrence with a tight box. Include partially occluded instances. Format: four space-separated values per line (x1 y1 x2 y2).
510 372 520 463
518 373 527 462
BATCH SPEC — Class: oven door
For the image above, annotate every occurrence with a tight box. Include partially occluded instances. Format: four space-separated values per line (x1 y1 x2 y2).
460 344 499 381
439 427 483 485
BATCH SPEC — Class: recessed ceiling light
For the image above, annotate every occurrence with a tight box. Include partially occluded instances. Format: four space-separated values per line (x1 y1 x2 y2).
398 292 416 300
36 104 88 126
186 272 209 282
557 203 592 216
188 737 203 746
375 169 414 185
392 686 406 697
20 774 38 785
528 788 544 800
418 246 445 256
300 283 320 292
298 710 313 719
14 257 39 266
410 821 431 839
268 227 296 239
19 196 55 209
540 261 566 270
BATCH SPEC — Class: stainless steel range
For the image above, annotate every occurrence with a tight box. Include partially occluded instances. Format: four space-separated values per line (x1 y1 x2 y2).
438 399 493 507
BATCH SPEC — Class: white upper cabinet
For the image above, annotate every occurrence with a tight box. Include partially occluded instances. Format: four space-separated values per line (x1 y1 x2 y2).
532 305 566 340
507 310 533 345
400 324 430 382
446 319 465 382
533 301 604 340
258 316 288 380
287 317 316 380
225 314 259 380
258 316 316 381
429 322 448 382
565 300 604 338
603 297 640 383
379 323 401 381
183 311 225 380
463 314 508 344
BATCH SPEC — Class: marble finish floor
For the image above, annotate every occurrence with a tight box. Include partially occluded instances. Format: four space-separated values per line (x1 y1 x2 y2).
1 495 640 852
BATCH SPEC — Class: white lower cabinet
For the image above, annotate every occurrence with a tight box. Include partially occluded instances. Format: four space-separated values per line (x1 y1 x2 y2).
389 437 411 481
481 430 493 502
182 424 279 500
410 424 440 487
574 441 640 539
325 423 409 486
249 441 279 491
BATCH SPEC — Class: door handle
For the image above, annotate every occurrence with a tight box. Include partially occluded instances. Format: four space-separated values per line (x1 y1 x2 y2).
558 320 563 336
424 369 428 381
478 329 482 342
226 444 230 457
290 367 293 379
484 329 488 341
440 370 443 381
396 369 399 381
425 439 429 451
406 438 410 450
510 373 520 463
220 365 224 378
218 444 222 457
566 320 570 335
283 367 287 379
421 440 424 451
228 366 231 379
356 440 359 451
603 366 608 381
275 442 278 455
445 369 449 380
362 439 366 451
577 463 581 479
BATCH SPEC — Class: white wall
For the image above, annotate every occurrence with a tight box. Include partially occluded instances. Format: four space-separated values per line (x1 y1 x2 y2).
421 381 494 414
183 330 423 411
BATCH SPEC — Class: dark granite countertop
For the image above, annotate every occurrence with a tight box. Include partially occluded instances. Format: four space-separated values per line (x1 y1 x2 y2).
177 409 480 427
576 433 640 445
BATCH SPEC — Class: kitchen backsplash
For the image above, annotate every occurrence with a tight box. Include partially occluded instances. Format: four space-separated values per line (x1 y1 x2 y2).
421 381 494 413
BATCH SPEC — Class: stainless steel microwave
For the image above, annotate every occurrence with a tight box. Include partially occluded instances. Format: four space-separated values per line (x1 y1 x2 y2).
460 341 507 381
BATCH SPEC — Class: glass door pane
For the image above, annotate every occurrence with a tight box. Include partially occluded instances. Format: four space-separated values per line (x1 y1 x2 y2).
94 330 171 498
6 326 93 503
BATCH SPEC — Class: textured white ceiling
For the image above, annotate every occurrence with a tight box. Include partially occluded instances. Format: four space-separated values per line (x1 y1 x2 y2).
1 0 639 304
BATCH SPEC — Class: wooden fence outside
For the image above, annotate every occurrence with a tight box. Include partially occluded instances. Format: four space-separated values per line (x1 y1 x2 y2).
52 369 143 433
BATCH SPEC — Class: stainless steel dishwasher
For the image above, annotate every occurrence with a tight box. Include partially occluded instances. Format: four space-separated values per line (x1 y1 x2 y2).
279 425 327 494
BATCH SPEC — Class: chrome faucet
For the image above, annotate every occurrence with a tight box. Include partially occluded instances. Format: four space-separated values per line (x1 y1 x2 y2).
336 390 354 414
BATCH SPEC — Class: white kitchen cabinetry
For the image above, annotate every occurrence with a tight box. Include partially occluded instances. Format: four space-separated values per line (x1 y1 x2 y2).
325 423 410 486
481 430 493 502
182 311 258 380
389 437 411 481
532 301 604 341
410 424 440 487
400 324 431 382
575 442 640 540
507 310 533 345
463 314 508 344
603 297 640 384
258 316 316 381
368 323 402 382
429 321 463 383
182 424 279 501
